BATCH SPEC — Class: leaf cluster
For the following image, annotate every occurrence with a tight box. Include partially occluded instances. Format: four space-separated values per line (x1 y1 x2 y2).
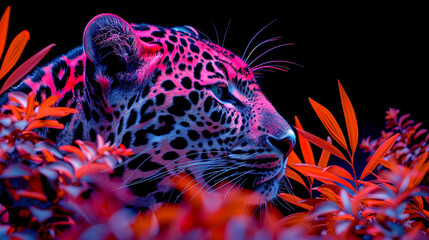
282 81 429 239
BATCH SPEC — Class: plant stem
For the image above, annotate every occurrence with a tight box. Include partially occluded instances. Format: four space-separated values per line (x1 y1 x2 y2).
350 152 359 190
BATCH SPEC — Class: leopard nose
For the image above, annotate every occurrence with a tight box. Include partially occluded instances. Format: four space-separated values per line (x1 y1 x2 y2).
267 131 296 158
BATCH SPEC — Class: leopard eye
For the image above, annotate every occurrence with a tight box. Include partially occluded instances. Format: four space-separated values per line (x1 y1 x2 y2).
211 84 225 99
210 83 242 106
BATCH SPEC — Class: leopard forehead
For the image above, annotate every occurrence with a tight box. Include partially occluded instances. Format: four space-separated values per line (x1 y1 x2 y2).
132 22 258 90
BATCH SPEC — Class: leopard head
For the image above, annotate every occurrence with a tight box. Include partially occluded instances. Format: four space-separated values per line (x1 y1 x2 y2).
82 14 295 208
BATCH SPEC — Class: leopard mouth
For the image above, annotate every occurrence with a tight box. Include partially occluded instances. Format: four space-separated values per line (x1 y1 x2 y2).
222 156 285 189
240 165 283 190
200 155 285 204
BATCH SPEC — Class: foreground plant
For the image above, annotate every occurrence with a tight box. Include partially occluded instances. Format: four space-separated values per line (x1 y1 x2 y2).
0 92 133 239
281 80 429 239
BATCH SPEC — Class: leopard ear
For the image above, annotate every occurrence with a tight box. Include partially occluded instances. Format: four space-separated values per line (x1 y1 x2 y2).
83 14 160 65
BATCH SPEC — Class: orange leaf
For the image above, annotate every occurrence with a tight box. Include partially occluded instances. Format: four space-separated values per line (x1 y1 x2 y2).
41 149 56 163
0 30 30 79
280 212 308 227
338 80 359 154
360 133 399 180
411 152 429 187
294 116 315 165
8 91 28 107
287 150 302 167
0 6 10 61
36 107 77 119
0 44 55 95
294 127 348 162
39 94 59 109
15 190 48 202
324 165 354 182
26 120 64 131
59 145 86 162
278 193 313 210
294 164 356 193
318 136 332 168
75 162 112 179
25 92 36 120
285 168 307 188
309 97 348 150
314 185 341 203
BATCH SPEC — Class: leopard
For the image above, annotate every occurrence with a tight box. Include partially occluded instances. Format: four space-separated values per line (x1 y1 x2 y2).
0 14 296 209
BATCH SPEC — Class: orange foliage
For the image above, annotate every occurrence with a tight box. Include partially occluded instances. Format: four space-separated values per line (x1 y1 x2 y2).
284 81 429 239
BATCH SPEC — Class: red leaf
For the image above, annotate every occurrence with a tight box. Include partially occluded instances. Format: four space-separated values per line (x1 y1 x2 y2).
15 190 48 202
411 152 429 187
285 168 307 189
280 212 307 227
340 190 353 214
294 116 315 165
309 97 348 150
39 94 59 109
0 44 55 95
75 162 112 179
0 30 30 79
314 184 341 203
318 136 332 168
324 165 354 182
294 164 356 193
294 127 348 162
26 119 64 131
338 80 359 154
0 6 10 60
0 165 32 178
287 150 302 167
59 145 86 162
398 113 411 127
278 193 313 210
360 133 399 180
310 201 341 217
36 107 77 119
25 92 36 120
41 149 56 163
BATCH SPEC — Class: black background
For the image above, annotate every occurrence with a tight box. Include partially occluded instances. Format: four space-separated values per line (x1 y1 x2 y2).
1 1 428 142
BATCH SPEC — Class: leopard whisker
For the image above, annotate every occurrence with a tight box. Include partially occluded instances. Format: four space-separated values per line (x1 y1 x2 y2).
242 19 278 62
279 174 294 196
212 22 220 46
115 145 153 169
126 156 231 189
247 43 294 68
130 159 227 187
120 151 153 187
206 169 253 194
243 36 282 63
250 59 302 70
119 150 231 188
222 18 231 49
168 160 237 199
188 163 245 200
272 195 293 211
196 29 214 43
222 176 246 201
167 164 234 204
251 65 290 74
